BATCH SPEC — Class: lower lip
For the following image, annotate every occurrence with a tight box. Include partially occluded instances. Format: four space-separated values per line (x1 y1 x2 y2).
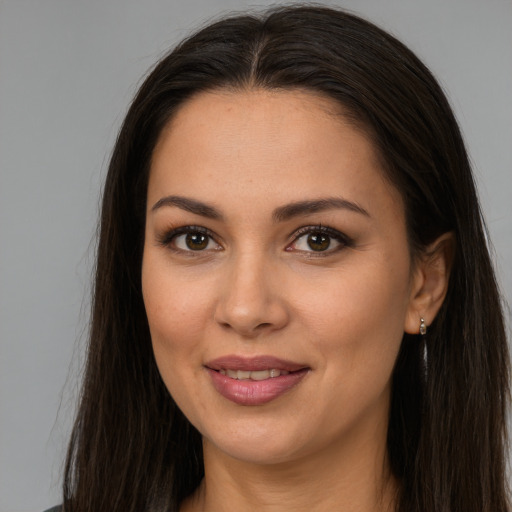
206 368 309 406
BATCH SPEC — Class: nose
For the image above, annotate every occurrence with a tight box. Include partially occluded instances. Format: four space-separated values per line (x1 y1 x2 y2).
214 252 289 338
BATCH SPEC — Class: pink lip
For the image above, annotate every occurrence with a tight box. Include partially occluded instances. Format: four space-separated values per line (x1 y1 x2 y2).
205 355 307 372
205 355 310 406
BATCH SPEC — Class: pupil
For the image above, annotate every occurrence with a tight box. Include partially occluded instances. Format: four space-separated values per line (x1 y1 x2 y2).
307 233 330 251
186 233 208 250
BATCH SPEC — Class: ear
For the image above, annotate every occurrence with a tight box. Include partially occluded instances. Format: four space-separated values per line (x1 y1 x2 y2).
404 232 455 334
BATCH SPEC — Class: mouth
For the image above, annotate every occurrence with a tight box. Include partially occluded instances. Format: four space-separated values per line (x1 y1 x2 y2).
205 354 308 373
205 355 310 406
217 368 290 380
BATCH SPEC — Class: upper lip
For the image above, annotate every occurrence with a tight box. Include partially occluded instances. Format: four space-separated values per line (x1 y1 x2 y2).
205 355 308 372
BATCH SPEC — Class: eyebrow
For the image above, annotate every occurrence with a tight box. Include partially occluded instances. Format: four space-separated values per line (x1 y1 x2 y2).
151 195 223 219
272 197 370 222
151 195 369 221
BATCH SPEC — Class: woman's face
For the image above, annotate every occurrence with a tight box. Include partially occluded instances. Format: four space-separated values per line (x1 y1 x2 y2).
142 89 418 465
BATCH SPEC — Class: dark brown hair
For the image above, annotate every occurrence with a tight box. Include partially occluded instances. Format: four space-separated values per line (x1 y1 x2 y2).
63 5 510 511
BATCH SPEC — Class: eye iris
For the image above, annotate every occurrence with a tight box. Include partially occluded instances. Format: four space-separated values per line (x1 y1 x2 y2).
185 233 208 250
307 233 330 251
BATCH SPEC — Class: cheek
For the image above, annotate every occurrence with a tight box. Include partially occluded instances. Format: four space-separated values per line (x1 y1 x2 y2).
142 258 215 425
141 252 213 372
304 261 409 328
289 263 410 439
295 258 411 380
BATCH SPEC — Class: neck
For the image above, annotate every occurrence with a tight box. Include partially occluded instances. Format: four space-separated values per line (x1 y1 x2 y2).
182 421 397 512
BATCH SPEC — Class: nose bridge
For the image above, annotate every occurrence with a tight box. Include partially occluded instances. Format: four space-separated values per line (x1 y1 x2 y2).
214 247 288 336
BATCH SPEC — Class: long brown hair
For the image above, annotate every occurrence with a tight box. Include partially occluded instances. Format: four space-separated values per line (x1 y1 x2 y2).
63 5 510 511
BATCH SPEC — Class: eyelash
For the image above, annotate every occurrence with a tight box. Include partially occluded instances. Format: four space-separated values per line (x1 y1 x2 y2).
157 224 353 256
288 225 354 255
157 225 220 254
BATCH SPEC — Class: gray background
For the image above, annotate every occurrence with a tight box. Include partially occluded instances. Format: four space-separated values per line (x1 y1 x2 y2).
0 1 510 511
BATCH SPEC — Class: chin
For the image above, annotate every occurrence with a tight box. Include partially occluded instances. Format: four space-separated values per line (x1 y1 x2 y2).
200 416 318 466
205 437 302 465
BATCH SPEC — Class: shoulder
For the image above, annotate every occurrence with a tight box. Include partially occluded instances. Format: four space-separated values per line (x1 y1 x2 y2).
43 506 62 512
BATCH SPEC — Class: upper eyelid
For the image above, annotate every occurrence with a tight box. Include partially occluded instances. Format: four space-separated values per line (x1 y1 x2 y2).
290 225 350 241
288 225 353 252
158 225 220 246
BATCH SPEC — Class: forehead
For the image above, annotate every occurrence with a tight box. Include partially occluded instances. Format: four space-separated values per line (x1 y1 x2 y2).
148 88 402 219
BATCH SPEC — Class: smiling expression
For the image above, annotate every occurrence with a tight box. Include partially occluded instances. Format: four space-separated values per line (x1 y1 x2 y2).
142 89 417 465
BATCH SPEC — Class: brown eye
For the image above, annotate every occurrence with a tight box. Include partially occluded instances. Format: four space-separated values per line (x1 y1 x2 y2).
167 229 220 252
185 233 209 250
307 233 330 251
288 226 351 255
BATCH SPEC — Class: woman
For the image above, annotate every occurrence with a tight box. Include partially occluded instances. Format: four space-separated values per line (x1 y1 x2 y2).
53 5 510 512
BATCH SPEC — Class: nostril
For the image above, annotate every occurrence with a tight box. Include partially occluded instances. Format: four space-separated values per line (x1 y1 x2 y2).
256 322 272 330
218 321 271 330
